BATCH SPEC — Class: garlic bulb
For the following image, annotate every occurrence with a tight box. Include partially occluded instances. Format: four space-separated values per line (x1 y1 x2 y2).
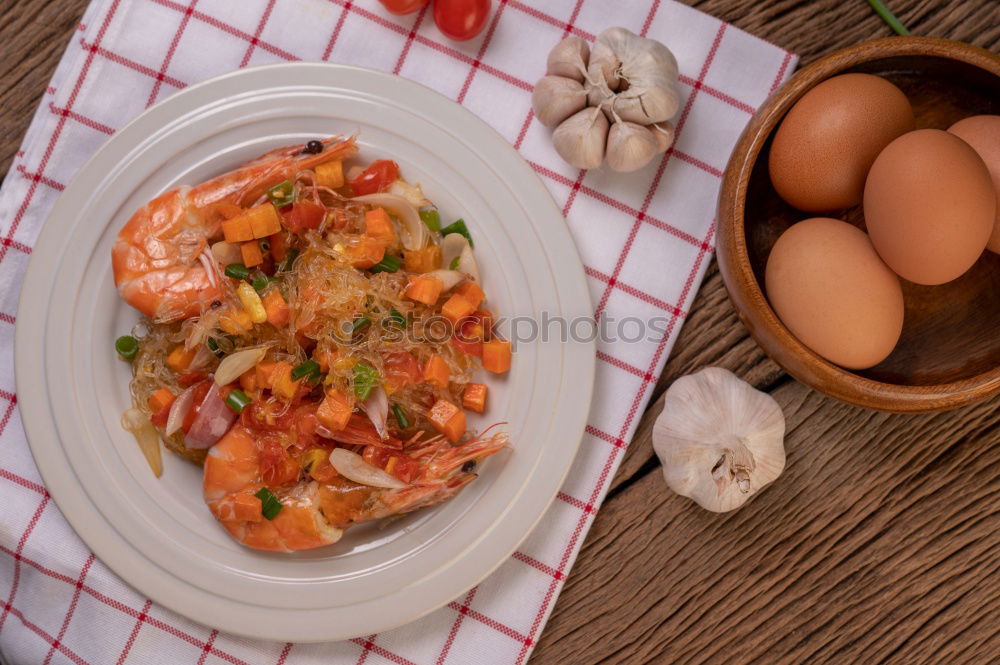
605 121 660 172
553 107 609 170
547 36 589 82
589 27 680 125
532 75 587 128
652 367 785 512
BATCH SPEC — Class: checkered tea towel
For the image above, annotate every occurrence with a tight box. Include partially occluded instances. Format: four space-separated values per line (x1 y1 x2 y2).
0 0 795 662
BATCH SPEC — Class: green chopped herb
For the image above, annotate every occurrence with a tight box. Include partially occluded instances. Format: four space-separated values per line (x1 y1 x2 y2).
207 337 225 358
224 263 250 280
291 359 321 381
392 404 411 429
387 308 406 328
225 389 252 414
449 256 460 270
371 254 402 273
115 335 139 361
278 248 299 273
267 180 295 209
352 314 371 333
419 208 441 232
254 487 283 520
440 219 473 247
352 362 379 401
251 270 273 292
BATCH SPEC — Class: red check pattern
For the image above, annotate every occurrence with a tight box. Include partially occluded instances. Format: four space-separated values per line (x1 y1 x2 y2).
0 0 795 662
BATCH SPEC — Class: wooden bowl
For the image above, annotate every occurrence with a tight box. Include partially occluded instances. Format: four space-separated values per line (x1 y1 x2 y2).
718 37 1000 413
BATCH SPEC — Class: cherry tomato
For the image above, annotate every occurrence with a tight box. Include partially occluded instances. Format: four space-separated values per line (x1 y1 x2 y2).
280 200 326 234
378 0 430 15
433 0 491 41
348 160 399 196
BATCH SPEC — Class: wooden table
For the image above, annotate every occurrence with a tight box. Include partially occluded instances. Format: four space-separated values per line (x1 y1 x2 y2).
1 1 997 663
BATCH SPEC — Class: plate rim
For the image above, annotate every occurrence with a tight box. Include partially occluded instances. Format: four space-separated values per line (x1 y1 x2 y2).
15 62 595 642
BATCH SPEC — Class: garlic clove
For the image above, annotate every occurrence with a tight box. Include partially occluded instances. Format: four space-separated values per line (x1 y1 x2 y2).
587 39 622 92
606 121 661 173
650 120 675 154
612 84 680 125
589 27 681 125
547 36 590 82
553 107 609 170
532 75 588 128
652 367 785 512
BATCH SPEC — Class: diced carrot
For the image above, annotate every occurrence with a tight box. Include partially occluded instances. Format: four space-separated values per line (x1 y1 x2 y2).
404 275 443 305
255 362 278 387
314 347 337 373
221 215 254 243
451 335 482 357
245 203 282 238
403 246 441 273
269 232 289 262
428 399 466 443
166 345 197 373
474 309 494 340
240 241 264 268
441 293 476 322
213 202 244 220
316 389 352 431
239 369 257 393
315 160 344 189
219 308 253 335
423 354 451 388
455 282 485 309
462 383 487 414
270 361 301 400
148 388 176 414
343 236 386 269
232 493 263 522
308 453 339 482
482 339 512 373
364 207 397 245
262 289 289 327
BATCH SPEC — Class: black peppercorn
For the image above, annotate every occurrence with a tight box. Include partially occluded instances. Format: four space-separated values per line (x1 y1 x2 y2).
302 140 324 154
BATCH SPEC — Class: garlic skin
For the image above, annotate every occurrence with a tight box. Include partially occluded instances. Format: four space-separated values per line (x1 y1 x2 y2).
650 120 675 153
587 39 622 92
653 368 785 512
547 36 590 82
532 75 587 128
590 27 680 125
606 121 660 172
553 107 609 170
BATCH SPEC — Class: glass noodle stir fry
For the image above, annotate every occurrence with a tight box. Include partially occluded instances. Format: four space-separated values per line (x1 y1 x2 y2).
112 135 510 552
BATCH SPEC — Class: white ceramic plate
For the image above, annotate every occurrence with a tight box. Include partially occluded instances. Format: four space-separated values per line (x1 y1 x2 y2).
15 63 594 642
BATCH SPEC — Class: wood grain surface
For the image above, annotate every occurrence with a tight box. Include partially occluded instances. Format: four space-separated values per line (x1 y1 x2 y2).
0 1 997 664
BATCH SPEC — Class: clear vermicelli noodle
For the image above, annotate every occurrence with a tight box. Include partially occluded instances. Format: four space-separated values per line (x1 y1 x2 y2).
113 135 510 551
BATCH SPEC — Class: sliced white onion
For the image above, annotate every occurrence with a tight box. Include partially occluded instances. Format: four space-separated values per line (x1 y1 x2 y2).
458 243 480 282
351 193 429 251
328 448 407 489
214 346 268 386
165 383 198 436
346 165 365 181
359 385 388 440
188 344 214 372
387 179 430 208
440 233 466 270
199 250 218 289
121 408 163 477
185 383 237 449
423 269 465 292
211 241 242 266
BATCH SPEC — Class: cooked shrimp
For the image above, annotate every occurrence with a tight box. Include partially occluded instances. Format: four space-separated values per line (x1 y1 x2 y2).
112 136 358 321
203 425 507 552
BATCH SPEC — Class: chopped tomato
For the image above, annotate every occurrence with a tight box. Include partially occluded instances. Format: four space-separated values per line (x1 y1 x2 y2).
281 200 326 233
294 406 322 449
240 399 297 432
260 437 300 486
181 381 212 434
451 334 482 357
177 371 207 387
349 160 399 196
383 352 422 393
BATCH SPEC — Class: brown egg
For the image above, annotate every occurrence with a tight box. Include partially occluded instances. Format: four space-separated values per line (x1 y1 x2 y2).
949 115 1000 254
864 129 996 285
765 218 904 370
769 73 914 212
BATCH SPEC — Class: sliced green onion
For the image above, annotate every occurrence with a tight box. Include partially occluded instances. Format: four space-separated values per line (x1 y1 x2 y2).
267 180 294 209
225 389 252 413
387 308 406 328
352 362 379 401
440 219 473 247
254 487 283 520
865 0 910 35
115 335 139 361
392 404 411 429
251 270 272 292
225 263 250 280
449 256 460 270
371 254 402 273
207 337 225 358
279 248 299 273
419 208 441 232
352 314 371 333
291 359 321 381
